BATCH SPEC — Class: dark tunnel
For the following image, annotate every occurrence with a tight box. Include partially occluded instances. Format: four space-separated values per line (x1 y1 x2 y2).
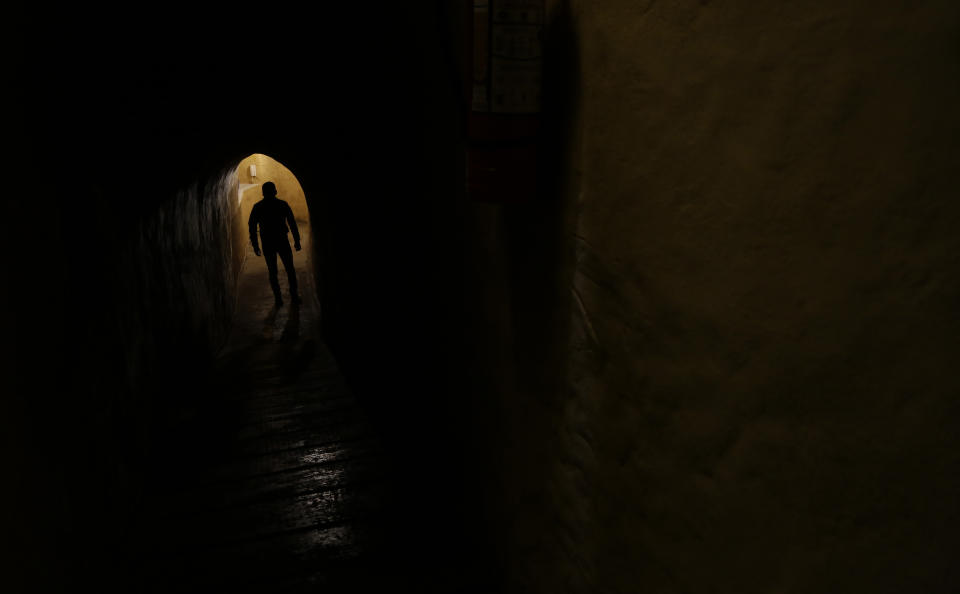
5 2 960 593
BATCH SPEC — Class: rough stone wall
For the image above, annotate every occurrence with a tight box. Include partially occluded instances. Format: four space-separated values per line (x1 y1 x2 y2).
4 162 245 591
115 166 241 402
529 1 960 592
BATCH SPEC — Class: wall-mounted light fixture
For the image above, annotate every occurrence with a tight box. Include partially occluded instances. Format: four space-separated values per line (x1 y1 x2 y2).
249 164 257 177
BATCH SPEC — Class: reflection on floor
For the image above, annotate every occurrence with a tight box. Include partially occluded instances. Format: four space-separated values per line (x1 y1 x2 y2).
132 236 393 592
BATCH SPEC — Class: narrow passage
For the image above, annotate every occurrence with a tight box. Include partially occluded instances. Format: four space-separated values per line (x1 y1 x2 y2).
132 228 390 592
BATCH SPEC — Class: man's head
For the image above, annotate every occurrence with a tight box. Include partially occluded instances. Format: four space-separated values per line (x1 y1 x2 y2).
262 181 277 198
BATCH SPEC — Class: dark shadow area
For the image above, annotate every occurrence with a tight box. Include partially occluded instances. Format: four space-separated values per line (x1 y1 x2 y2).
264 306 281 333
506 0 581 392
4 4 493 592
280 304 301 343
453 3 584 588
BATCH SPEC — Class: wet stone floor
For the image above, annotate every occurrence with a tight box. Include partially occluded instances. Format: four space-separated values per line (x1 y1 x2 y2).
130 240 395 592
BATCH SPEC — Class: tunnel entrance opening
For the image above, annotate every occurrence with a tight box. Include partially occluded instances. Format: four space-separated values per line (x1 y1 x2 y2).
214 153 322 359
130 153 389 591
235 153 312 283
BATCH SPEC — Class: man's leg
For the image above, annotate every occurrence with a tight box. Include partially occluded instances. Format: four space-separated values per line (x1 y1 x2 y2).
264 247 283 304
277 241 300 303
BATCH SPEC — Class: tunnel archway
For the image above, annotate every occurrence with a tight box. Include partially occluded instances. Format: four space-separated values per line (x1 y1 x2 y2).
236 154 310 236
221 153 322 351
234 153 314 290
107 147 391 592
6 5 483 586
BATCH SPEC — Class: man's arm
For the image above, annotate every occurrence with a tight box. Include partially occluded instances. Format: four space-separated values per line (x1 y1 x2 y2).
286 203 301 250
248 206 261 256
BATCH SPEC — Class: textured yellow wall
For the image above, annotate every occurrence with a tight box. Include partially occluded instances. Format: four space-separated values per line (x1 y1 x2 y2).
235 153 310 263
238 153 309 222
484 1 960 592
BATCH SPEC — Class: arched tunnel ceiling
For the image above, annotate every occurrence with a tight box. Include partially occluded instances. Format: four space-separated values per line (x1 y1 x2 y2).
237 154 309 221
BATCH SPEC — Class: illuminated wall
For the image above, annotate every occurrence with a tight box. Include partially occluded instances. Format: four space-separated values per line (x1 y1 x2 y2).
237 153 309 224
233 154 311 277
472 1 960 592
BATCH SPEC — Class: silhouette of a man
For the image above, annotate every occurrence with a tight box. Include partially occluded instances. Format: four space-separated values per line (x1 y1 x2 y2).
248 181 301 307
